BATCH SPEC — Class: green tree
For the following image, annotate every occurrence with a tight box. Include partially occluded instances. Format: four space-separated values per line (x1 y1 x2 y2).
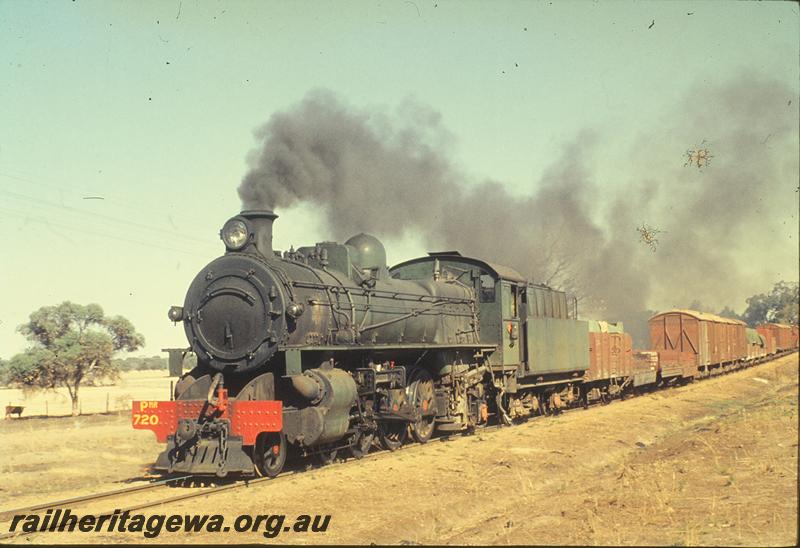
718 306 744 321
742 281 799 327
111 355 169 372
3 302 144 416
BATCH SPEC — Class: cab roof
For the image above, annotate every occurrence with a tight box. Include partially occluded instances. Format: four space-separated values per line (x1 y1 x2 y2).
391 252 526 283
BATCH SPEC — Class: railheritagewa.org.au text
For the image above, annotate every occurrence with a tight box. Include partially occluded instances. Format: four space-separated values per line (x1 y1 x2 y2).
9 509 331 538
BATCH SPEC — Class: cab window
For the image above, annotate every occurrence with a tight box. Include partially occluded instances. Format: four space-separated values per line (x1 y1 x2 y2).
479 274 496 303
511 286 519 318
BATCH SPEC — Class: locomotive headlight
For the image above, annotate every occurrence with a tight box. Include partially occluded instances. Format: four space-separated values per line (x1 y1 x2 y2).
220 219 249 250
168 306 184 322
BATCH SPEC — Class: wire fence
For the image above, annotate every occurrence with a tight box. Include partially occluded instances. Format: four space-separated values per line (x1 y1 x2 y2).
0 372 175 419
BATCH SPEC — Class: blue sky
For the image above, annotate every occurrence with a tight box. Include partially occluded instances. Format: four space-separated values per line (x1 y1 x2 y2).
1 0 797 358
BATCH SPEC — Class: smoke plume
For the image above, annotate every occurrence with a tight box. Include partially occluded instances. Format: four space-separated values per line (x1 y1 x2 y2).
239 73 799 346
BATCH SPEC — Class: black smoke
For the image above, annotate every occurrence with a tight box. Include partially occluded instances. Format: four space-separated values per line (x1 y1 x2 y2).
239 73 799 346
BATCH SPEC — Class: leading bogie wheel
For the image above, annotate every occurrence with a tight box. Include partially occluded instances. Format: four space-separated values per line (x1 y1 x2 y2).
254 432 287 478
349 431 375 459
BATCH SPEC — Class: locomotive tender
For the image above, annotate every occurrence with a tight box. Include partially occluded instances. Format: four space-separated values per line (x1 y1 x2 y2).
133 210 590 477
133 210 798 477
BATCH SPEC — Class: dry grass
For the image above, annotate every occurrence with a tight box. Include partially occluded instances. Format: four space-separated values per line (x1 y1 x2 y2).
562 389 798 546
0 413 162 509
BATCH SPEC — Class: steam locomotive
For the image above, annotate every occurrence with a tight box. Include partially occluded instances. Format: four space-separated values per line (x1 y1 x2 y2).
132 210 797 477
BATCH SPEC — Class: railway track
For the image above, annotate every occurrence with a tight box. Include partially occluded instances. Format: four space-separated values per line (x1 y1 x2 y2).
1 351 793 542
0 475 267 541
0 414 505 543
0 475 193 541
0 476 194 522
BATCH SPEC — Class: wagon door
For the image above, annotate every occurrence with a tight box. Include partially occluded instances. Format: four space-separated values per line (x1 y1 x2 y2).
662 313 686 377
720 322 730 363
680 315 700 378
698 321 709 367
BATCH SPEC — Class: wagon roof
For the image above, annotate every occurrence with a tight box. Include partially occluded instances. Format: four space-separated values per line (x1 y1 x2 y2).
650 309 747 326
587 320 625 333
760 322 797 329
391 252 526 283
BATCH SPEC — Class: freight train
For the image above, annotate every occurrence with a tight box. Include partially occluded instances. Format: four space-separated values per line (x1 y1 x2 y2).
132 210 799 477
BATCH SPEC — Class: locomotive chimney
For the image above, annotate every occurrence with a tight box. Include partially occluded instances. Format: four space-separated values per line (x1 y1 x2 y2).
241 210 278 256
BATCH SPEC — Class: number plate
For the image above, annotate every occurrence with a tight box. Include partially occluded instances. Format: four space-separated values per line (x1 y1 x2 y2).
131 401 177 442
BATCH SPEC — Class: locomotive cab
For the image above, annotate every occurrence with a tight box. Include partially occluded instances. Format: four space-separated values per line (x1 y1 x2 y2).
391 253 589 416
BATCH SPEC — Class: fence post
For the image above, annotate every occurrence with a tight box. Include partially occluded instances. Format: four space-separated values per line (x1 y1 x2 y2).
46 401 49 417
106 393 110 413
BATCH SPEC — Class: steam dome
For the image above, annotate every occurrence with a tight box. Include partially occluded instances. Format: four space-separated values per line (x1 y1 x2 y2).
345 233 387 271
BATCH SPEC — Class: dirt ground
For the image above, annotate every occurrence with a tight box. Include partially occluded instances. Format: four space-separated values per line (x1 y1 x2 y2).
2 353 797 546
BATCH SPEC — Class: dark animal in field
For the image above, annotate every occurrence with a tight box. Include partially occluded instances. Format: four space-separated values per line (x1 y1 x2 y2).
5 405 24 419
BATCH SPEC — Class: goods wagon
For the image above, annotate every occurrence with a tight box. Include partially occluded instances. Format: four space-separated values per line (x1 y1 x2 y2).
581 320 634 402
585 320 633 382
631 351 659 388
757 323 797 352
649 310 747 380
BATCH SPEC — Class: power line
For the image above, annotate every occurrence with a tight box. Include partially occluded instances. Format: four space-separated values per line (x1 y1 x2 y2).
0 171 223 235
0 207 215 257
0 188 215 246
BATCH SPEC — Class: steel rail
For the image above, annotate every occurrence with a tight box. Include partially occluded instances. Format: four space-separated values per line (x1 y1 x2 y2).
103 476 275 516
0 475 192 522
